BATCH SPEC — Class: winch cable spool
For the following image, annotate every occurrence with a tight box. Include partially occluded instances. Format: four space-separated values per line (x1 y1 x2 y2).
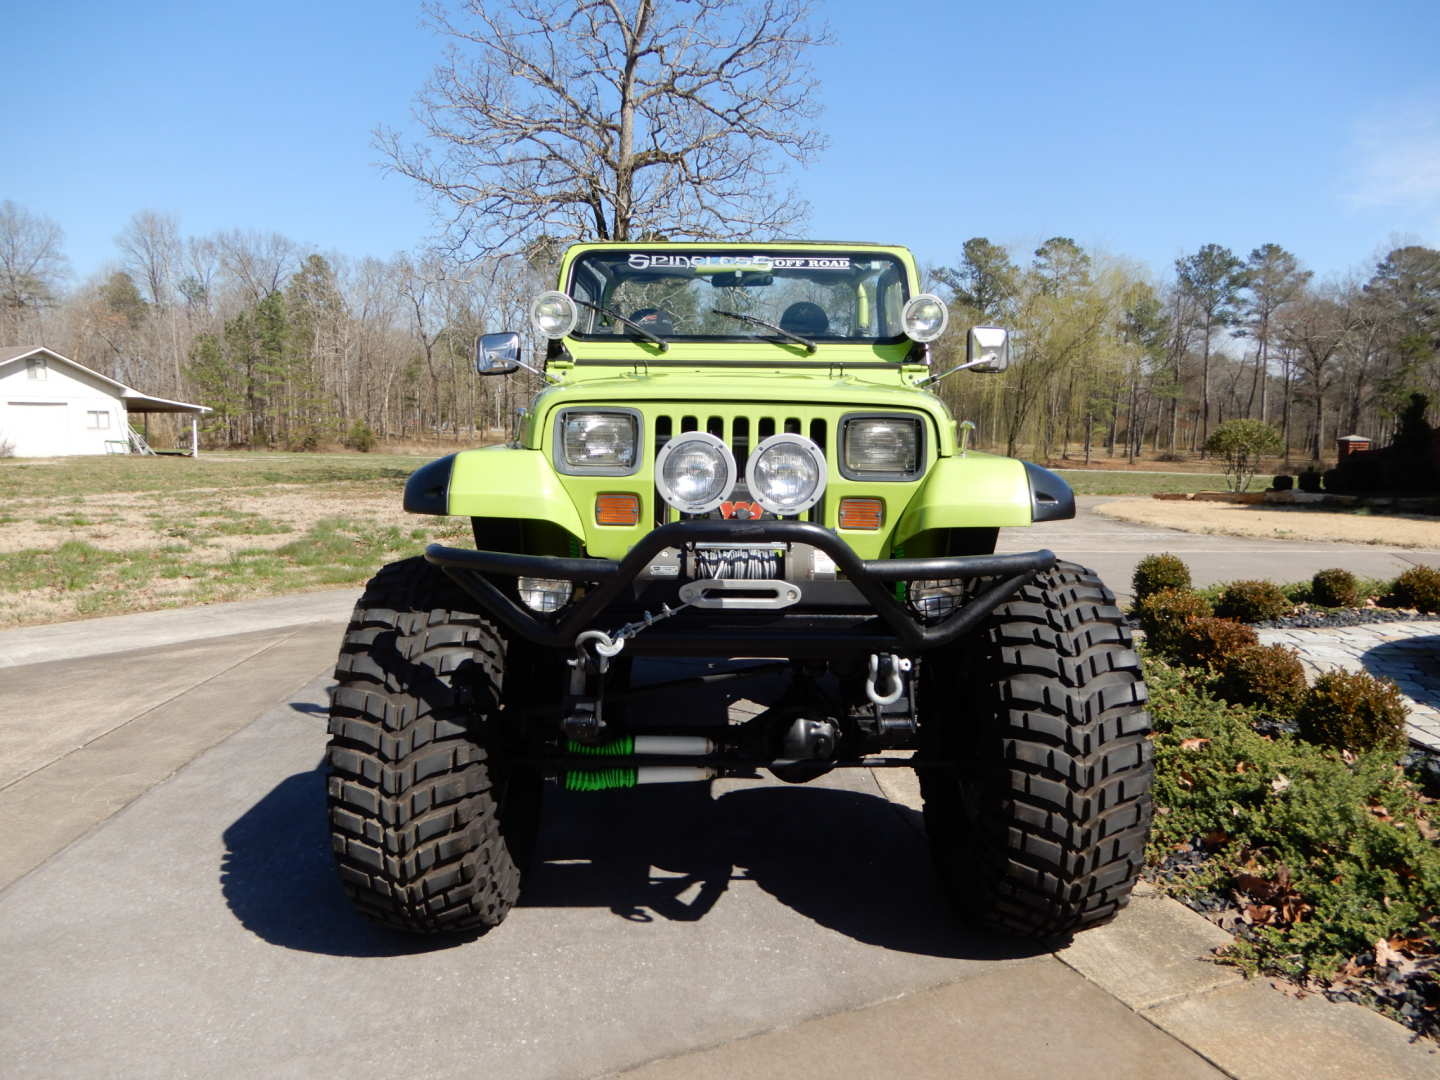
694 547 780 579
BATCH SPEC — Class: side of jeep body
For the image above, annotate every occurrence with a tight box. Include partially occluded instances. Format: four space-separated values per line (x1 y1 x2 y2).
325 241 1153 940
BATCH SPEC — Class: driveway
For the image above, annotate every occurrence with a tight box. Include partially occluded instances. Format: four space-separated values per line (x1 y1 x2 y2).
1 516 1436 1078
998 496 1440 602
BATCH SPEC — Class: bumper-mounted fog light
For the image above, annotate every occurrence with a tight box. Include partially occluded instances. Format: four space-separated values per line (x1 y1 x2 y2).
517 576 574 613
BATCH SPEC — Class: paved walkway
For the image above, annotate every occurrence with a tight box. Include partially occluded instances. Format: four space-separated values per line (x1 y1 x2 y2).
1257 620 1440 751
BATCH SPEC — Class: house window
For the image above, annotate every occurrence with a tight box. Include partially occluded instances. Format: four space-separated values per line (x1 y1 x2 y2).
87 410 111 430
26 357 47 381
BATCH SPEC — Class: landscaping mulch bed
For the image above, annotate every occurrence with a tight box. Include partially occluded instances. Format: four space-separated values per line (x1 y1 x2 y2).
1255 606 1440 630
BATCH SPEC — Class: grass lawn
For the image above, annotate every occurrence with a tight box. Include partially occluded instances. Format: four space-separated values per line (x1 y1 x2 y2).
0 450 428 499
0 452 1235 628
1055 469 1233 495
0 451 470 627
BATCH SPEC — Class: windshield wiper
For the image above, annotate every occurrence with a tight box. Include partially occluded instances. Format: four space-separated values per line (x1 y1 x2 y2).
711 308 817 354
573 298 669 351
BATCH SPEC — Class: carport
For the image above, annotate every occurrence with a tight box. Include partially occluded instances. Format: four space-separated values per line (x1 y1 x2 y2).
120 389 211 456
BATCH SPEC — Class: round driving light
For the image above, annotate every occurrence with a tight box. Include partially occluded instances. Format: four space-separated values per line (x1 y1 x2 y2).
746 433 827 516
529 290 578 339
901 293 949 343
655 432 736 515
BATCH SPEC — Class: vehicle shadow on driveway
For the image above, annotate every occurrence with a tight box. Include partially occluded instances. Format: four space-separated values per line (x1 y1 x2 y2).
222 760 1040 962
523 782 1037 961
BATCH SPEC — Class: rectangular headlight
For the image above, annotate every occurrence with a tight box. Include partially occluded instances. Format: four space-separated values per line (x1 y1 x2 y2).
842 416 920 478
560 411 638 470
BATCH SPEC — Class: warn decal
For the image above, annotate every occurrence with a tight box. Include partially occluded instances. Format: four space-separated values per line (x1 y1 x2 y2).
718 500 764 520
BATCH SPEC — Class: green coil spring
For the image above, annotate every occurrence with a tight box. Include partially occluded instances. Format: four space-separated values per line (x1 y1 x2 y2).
563 736 635 756
562 767 638 792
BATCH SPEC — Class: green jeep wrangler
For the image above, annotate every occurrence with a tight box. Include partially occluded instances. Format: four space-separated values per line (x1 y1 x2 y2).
326 241 1152 940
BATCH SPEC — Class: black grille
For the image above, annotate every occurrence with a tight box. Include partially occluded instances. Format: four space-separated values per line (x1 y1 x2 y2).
651 409 829 525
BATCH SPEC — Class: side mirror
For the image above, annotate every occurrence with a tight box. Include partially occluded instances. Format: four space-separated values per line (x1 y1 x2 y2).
966 326 1010 373
475 332 521 375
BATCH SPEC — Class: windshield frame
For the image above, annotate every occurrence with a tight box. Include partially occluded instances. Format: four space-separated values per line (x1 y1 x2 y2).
562 249 913 348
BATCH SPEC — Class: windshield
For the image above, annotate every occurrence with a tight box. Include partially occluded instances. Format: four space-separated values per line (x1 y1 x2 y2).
566 250 910 345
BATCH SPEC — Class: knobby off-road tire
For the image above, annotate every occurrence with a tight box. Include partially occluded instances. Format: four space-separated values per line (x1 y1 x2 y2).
919 560 1153 939
326 556 540 934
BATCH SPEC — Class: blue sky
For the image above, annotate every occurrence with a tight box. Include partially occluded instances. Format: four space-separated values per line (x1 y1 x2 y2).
6 0 1438 288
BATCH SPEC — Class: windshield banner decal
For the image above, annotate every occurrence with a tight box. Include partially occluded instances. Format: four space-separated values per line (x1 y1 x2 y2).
626 253 851 271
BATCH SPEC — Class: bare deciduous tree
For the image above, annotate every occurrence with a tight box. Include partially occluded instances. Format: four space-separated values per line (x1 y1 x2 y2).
117 210 182 307
215 230 298 303
379 0 830 254
0 200 69 340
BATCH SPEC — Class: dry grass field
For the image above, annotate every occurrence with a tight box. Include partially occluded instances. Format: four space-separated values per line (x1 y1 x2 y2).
0 448 1389 628
1094 497 1440 548
0 452 470 628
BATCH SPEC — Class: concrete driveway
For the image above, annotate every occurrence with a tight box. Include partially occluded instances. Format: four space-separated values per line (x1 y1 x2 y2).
2 510 1436 1079
1000 496 1440 602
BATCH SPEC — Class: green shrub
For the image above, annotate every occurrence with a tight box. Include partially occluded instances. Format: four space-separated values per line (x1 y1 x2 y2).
1136 588 1213 657
1298 467 1323 493
1390 565 1440 613
1132 553 1191 601
1311 568 1360 608
284 423 323 453
1174 616 1260 670
1296 669 1408 752
1145 656 1440 992
1213 643 1308 716
1214 579 1292 622
1271 474 1293 491
1204 418 1283 492
343 420 377 453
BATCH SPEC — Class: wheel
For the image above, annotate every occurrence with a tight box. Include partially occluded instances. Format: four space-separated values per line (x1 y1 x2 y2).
326 556 541 934
918 560 1153 938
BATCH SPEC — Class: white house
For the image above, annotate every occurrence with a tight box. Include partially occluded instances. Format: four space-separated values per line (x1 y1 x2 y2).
0 345 211 457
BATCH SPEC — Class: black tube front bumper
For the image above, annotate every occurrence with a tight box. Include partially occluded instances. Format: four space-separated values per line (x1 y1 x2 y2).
425 520 1054 655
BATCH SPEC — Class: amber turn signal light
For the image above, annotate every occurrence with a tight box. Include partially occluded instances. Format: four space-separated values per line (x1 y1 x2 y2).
838 497 883 530
595 493 641 526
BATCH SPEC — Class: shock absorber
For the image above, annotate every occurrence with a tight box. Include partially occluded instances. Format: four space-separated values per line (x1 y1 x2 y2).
558 735 719 790
563 736 717 756
560 766 719 791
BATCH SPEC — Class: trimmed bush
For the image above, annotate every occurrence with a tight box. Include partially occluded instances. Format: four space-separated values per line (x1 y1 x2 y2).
1297 670 1408 752
1215 579 1292 622
1324 453 1386 495
1311 568 1360 608
1390 565 1440 613
1136 588 1213 657
1174 616 1260 670
1271 474 1293 491
1213 643 1308 716
1132 552 1191 601
1298 467 1323 493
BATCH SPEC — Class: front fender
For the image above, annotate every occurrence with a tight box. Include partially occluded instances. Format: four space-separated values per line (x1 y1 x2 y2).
404 447 586 542
892 453 1033 546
